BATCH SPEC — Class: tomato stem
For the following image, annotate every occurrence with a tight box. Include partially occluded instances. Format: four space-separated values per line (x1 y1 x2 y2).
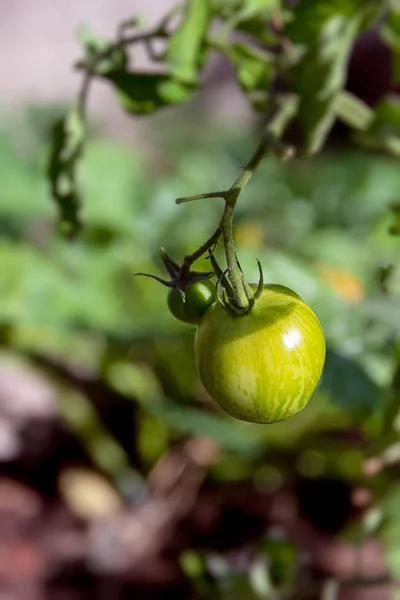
173 132 294 314
220 201 249 312
219 132 293 314
180 227 222 278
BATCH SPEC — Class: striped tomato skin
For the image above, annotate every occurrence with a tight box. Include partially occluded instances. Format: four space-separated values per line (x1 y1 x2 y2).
194 285 325 424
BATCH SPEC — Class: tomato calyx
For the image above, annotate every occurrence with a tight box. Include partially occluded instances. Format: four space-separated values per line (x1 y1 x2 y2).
208 251 264 316
135 247 214 291
134 248 216 324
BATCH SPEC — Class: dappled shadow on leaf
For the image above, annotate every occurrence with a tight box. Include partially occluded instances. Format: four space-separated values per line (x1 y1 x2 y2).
321 349 381 417
103 71 195 115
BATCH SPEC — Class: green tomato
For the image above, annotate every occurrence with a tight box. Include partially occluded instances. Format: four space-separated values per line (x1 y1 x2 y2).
194 284 325 424
167 280 215 324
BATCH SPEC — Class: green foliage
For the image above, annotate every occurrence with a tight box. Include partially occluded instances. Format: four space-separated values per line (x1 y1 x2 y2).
216 40 274 103
354 95 400 157
104 71 195 114
285 0 383 155
46 0 400 232
381 0 400 83
166 0 212 85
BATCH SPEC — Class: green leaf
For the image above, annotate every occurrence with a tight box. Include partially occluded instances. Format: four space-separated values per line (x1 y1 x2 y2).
211 0 239 18
211 39 275 111
229 43 273 92
353 95 400 158
233 0 281 22
104 71 195 114
237 56 269 91
47 110 84 237
217 0 281 25
287 0 382 40
166 0 212 85
267 94 300 136
321 349 381 416
285 0 384 155
216 0 282 44
335 91 374 131
381 1 400 83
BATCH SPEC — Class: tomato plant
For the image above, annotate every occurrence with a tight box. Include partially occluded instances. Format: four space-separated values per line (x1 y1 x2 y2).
48 0 400 428
195 285 325 424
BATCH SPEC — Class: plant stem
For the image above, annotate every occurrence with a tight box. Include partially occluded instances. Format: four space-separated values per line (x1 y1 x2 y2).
220 132 292 312
176 132 294 313
220 201 248 310
181 228 221 277
178 137 271 295
75 4 181 119
77 72 92 117
176 191 227 204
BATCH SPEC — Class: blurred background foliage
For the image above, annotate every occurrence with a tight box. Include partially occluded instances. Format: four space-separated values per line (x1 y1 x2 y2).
3 4 400 595
2 97 400 597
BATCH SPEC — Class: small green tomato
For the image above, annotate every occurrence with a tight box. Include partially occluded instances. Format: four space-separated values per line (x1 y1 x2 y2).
167 280 215 324
194 284 325 424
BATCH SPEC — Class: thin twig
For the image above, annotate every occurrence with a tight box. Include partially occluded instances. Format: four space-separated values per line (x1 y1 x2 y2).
181 227 222 275
75 3 182 120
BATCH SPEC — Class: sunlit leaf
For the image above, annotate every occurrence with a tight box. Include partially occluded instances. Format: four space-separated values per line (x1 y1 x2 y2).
228 43 273 92
354 95 400 158
166 0 212 84
381 1 400 83
219 0 281 25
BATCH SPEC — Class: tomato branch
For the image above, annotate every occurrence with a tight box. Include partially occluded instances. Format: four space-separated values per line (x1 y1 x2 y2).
176 131 294 314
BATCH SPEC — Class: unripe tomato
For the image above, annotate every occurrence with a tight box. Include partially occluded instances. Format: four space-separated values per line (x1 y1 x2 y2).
194 284 325 424
167 280 215 324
